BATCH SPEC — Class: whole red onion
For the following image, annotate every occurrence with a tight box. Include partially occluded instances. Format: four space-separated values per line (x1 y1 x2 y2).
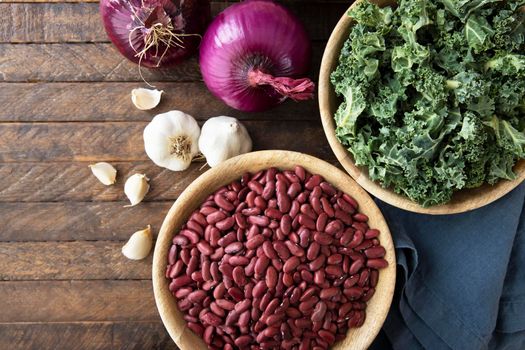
100 0 210 68
199 0 315 112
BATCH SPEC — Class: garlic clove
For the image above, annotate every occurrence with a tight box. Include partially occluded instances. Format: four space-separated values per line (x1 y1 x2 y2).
89 162 117 185
143 110 201 171
131 88 163 110
122 225 153 260
198 116 252 167
124 173 150 207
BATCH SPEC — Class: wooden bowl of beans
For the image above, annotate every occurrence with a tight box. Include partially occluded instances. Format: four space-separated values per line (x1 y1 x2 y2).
152 150 396 350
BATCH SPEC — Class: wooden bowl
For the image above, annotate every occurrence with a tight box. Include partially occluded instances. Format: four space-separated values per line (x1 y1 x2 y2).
153 150 396 350
319 0 525 215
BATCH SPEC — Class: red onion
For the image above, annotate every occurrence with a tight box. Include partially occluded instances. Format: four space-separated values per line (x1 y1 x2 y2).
199 0 315 112
100 0 210 68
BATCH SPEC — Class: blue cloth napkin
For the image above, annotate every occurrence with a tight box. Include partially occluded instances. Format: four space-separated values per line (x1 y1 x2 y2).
369 182 525 350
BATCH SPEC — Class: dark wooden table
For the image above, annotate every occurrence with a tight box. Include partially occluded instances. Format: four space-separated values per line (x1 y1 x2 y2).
0 0 348 348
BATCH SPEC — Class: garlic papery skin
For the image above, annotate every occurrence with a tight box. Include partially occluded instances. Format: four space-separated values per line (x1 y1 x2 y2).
131 88 163 110
198 116 252 167
89 162 117 185
122 225 153 260
143 110 201 171
124 173 150 207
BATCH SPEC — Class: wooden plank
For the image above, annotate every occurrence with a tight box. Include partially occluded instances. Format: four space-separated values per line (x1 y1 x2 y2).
0 241 151 280
0 42 324 82
0 162 201 202
1 202 170 241
0 321 177 350
0 43 201 82
0 3 103 43
0 120 331 162
0 280 159 322
0 3 346 43
0 82 319 122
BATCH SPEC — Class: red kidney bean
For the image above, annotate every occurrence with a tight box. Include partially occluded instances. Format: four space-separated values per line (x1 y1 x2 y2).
190 211 207 226
344 274 359 289
245 235 264 250
319 198 334 218
178 230 198 245
283 256 301 273
224 242 244 254
305 175 322 190
261 241 278 259
265 266 278 290
215 217 235 231
355 239 374 251
367 258 388 269
314 269 325 285
254 256 270 277
348 230 364 249
285 241 305 257
319 182 336 196
344 287 364 300
300 203 317 220
308 255 326 271
247 215 270 227
307 242 320 260
273 241 291 260
327 254 343 265
358 269 370 287
325 265 344 278
370 270 379 287
280 214 292 235
313 232 333 246
287 182 302 198
365 246 386 258
316 213 328 232
252 280 267 299
311 301 327 322
298 214 316 230
365 228 380 239
265 207 282 220
325 220 343 235
254 196 268 210
353 213 368 222
310 196 322 215
349 259 364 275
196 241 213 256
214 193 234 211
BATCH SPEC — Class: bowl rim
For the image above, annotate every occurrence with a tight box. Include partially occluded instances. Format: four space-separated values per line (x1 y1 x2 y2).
318 0 525 215
152 150 396 350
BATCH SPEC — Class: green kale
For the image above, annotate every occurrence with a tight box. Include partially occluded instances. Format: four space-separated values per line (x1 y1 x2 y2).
331 0 525 206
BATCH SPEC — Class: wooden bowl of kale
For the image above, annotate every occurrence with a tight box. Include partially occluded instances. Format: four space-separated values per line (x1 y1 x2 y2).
319 0 525 214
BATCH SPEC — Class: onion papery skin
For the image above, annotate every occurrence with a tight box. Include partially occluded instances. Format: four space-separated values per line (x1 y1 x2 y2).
199 0 312 112
100 0 210 68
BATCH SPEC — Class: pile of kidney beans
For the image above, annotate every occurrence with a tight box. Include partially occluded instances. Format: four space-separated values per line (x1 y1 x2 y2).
166 166 388 350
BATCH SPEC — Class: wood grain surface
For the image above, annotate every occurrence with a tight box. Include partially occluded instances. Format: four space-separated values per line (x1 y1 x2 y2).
0 0 348 348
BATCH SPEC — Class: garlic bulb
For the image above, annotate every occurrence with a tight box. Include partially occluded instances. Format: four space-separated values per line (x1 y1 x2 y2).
198 116 252 167
143 110 201 171
124 173 150 207
122 225 153 260
89 162 117 185
131 88 163 110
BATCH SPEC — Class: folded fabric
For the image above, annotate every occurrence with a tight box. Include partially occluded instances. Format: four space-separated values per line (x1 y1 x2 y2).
369 182 525 350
